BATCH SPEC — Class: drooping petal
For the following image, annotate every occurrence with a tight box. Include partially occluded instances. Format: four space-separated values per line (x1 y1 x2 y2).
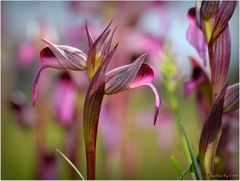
105 54 160 125
86 21 112 79
32 40 87 106
200 1 220 20
212 26 230 99
223 83 239 113
210 1 236 44
187 8 207 66
184 57 210 96
199 84 227 179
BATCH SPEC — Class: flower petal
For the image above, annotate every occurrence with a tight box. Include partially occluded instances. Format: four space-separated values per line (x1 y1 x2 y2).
187 8 207 66
223 83 239 113
200 1 220 20
210 1 236 44
212 26 230 98
85 20 94 47
105 54 160 125
83 44 117 152
32 40 87 106
41 39 87 71
86 21 112 79
105 53 147 94
199 84 227 179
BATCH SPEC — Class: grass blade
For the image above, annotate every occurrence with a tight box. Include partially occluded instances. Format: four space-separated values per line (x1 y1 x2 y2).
169 155 183 176
56 149 85 180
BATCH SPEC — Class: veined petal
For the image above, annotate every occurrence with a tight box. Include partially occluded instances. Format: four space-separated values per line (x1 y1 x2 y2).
85 20 94 47
83 44 117 152
32 40 87 106
200 1 220 20
105 53 147 94
87 21 112 79
187 8 207 66
199 84 227 179
224 83 239 113
105 54 160 125
100 26 117 61
212 26 230 98
41 39 87 71
210 1 236 44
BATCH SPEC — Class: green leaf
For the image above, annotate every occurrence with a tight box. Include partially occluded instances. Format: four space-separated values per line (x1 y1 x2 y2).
56 149 85 180
169 155 182 175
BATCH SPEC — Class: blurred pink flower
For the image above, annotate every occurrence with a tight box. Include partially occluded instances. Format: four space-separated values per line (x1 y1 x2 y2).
53 71 77 127
10 90 37 127
186 8 207 66
18 42 37 68
100 108 122 152
38 151 57 180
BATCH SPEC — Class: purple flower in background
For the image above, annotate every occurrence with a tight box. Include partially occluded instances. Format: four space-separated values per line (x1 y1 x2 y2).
38 151 57 180
10 90 36 128
186 8 207 66
53 71 77 127
18 41 37 69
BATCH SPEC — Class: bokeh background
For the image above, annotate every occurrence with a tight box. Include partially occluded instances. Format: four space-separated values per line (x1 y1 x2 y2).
1 1 239 179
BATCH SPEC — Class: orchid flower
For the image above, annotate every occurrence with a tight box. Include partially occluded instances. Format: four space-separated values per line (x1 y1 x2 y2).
32 21 160 179
186 1 238 179
199 1 237 99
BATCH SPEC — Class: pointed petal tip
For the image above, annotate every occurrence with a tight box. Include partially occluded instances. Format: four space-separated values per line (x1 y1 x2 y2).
41 38 48 43
41 38 53 47
141 52 148 58
32 85 36 107
153 105 160 125
146 83 161 125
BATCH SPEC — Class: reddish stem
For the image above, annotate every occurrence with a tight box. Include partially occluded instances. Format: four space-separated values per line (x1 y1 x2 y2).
86 150 96 180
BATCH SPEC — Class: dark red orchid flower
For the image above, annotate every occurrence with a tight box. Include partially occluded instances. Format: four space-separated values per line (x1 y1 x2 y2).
32 21 160 179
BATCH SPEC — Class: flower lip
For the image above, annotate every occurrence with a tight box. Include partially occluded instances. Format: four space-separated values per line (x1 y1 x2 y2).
105 53 160 125
40 47 55 60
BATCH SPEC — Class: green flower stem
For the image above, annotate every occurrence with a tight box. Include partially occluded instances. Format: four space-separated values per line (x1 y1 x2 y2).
167 87 203 180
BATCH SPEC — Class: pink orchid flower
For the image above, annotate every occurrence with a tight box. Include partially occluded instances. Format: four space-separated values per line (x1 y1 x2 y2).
32 21 161 179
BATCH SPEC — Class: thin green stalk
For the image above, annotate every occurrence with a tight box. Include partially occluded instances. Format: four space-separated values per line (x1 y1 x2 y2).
56 149 85 180
168 89 203 180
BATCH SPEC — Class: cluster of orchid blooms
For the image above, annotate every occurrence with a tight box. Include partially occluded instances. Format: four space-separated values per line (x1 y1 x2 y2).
8 1 238 180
